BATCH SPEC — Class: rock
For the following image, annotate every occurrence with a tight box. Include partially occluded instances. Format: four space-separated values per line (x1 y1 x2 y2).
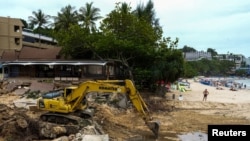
75 133 81 138
45 123 52 130
13 98 37 109
81 134 109 141
68 134 75 140
0 89 9 94
52 136 69 141
52 126 67 135
16 118 28 128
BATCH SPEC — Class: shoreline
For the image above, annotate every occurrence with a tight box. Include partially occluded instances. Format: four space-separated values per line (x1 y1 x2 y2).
194 76 250 90
173 78 250 104
169 78 250 141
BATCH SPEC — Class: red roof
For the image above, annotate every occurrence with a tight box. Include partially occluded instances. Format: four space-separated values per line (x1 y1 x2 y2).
1 50 17 61
1 46 62 61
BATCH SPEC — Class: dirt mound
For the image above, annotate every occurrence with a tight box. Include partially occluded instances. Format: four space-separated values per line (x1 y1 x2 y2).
0 104 40 141
94 104 140 139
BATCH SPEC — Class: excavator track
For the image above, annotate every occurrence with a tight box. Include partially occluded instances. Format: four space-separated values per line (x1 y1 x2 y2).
40 113 92 126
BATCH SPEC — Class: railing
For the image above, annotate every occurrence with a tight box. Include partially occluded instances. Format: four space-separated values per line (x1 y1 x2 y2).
54 77 79 82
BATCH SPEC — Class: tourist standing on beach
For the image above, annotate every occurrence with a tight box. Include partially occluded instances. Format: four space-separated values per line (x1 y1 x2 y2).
203 89 209 101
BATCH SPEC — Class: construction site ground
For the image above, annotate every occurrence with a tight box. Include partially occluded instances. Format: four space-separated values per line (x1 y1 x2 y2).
0 78 250 141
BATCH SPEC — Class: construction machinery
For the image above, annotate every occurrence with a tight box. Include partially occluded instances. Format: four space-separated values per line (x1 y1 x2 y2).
37 79 160 138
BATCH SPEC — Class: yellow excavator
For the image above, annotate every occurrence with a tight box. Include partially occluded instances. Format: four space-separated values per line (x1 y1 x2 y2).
37 79 160 138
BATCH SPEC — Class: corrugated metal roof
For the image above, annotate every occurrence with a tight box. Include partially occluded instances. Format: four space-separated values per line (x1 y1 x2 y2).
2 60 107 66
22 31 57 42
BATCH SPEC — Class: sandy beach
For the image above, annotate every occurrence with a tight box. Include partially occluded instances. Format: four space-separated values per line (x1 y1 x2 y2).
159 79 250 140
168 79 250 121
180 79 250 104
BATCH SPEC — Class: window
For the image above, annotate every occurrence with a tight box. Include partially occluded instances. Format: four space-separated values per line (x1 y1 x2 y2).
14 26 20 32
88 65 103 74
15 38 20 45
106 66 114 75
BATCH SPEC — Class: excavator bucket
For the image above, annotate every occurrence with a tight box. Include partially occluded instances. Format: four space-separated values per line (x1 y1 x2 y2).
146 121 160 138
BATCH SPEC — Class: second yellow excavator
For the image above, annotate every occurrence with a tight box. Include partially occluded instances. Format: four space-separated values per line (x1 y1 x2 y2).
37 79 160 138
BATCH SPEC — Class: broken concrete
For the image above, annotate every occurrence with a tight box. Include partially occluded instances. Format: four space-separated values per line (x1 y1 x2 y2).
13 98 37 109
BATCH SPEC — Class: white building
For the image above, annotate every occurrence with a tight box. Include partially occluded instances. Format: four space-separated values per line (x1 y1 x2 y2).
215 54 245 69
184 51 212 61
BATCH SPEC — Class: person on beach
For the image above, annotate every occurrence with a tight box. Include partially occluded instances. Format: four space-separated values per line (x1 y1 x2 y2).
203 89 209 101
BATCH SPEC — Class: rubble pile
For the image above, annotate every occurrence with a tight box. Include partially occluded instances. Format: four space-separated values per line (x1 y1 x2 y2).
0 104 40 141
0 103 109 141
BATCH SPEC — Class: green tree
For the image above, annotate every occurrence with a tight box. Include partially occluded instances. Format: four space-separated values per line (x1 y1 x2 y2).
219 60 235 75
20 19 28 28
152 37 184 83
98 2 159 79
78 2 102 32
28 9 51 29
207 48 218 57
133 0 162 40
55 24 95 59
53 1 184 87
134 0 157 24
53 5 78 31
183 58 235 78
28 9 51 45
235 69 247 77
182 45 196 52
183 61 198 77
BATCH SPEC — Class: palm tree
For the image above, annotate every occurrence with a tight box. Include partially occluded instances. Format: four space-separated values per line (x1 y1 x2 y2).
133 0 162 40
133 0 159 26
53 5 78 31
119 2 131 14
28 9 51 45
78 2 102 32
28 9 51 29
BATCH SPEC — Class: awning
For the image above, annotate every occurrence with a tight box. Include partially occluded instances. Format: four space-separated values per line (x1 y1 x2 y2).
1 60 108 66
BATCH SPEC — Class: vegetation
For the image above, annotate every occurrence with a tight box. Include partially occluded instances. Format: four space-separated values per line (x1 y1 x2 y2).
184 59 235 77
22 0 245 91
28 9 52 37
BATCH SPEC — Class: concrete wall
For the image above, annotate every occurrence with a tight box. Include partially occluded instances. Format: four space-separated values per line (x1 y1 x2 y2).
0 16 23 51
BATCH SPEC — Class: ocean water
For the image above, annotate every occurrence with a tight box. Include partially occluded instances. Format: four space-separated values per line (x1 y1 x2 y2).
200 77 250 90
234 79 250 89
178 132 207 141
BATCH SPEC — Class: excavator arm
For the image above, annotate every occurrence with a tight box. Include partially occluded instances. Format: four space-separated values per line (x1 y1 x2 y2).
96 79 160 137
124 80 160 137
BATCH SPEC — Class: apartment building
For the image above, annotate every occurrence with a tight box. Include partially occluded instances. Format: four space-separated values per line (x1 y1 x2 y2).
183 51 248 73
0 16 23 53
215 54 245 69
183 51 212 61
245 57 250 66
0 16 128 80
0 16 58 58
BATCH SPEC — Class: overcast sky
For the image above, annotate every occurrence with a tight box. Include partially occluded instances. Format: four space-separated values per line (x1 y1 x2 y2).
1 0 250 57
